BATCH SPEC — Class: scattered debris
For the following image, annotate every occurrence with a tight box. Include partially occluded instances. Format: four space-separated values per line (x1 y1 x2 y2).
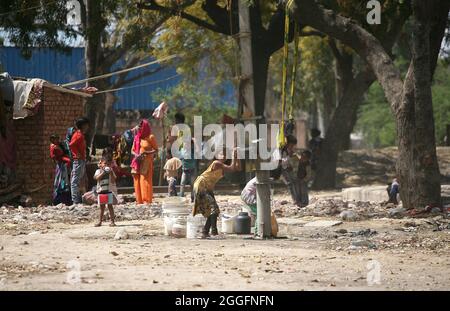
350 229 377 237
304 220 343 228
351 239 377 249
339 210 358 221
114 228 129 240
389 207 406 218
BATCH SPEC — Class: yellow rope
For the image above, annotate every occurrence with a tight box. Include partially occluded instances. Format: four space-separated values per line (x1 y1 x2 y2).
278 0 300 148
278 2 290 148
289 25 299 120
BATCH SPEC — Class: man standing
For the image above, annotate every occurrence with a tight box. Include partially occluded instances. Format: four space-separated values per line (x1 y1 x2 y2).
70 117 90 204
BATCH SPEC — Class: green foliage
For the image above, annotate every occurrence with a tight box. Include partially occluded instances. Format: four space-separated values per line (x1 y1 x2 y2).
153 1 236 86
355 82 396 148
269 33 335 113
432 62 450 144
356 61 450 147
0 0 76 57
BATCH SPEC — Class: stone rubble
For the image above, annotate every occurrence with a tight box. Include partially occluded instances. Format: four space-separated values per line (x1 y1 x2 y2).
0 202 162 227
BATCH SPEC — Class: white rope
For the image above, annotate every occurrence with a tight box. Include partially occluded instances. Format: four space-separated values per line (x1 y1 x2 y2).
94 74 180 94
60 53 179 87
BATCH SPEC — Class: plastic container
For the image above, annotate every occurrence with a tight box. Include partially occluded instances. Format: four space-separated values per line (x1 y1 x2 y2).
172 218 187 238
163 215 175 236
162 197 190 236
162 197 190 214
235 212 251 234
221 214 237 234
186 214 205 239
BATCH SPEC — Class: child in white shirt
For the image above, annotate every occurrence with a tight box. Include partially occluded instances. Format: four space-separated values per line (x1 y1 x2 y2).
94 157 117 227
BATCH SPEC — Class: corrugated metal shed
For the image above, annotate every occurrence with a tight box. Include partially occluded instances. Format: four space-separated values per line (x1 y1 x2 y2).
0 47 182 110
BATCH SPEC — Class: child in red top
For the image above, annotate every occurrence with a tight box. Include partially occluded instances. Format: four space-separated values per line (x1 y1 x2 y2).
50 135 71 166
49 134 71 205
69 129 87 161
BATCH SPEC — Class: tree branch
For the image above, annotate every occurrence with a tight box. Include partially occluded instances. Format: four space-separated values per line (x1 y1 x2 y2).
138 0 229 34
293 0 404 111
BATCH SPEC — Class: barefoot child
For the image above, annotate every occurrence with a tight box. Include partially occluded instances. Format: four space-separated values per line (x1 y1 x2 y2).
94 157 117 227
164 148 182 196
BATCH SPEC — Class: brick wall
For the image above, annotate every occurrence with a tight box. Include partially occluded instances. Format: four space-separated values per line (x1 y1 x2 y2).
14 87 85 205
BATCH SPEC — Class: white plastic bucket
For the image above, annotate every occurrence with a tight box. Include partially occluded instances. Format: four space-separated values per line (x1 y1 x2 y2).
162 197 190 214
172 217 187 238
186 214 205 239
163 215 174 236
221 214 237 234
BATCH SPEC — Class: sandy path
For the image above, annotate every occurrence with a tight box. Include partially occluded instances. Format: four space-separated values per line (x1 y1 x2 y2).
1 216 449 291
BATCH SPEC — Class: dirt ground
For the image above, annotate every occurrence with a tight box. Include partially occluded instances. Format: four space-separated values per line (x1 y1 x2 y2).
1 147 449 291
1 192 449 291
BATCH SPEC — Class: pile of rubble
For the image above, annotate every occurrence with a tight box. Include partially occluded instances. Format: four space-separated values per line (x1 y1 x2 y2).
273 197 448 220
0 202 162 226
272 198 388 219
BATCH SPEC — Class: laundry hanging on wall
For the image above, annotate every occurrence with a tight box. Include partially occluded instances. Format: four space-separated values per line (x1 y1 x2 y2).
12 78 45 119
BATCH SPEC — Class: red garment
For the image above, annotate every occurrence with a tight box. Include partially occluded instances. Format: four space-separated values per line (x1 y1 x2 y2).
69 130 86 161
50 144 71 165
131 119 151 172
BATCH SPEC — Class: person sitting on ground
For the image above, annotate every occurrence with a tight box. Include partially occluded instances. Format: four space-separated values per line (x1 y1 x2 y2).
164 148 182 196
49 134 72 205
281 135 301 207
241 167 282 236
193 148 241 238
387 178 400 205
94 157 117 227
241 176 257 232
296 150 312 207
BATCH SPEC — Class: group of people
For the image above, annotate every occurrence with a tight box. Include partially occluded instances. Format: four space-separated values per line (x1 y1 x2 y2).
49 117 90 207
49 111 324 235
48 117 151 226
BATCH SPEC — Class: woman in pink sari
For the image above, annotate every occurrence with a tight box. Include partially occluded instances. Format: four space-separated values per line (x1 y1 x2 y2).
131 120 158 204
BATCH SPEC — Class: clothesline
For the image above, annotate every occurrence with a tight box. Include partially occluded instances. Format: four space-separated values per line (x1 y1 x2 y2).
60 54 179 87
61 44 233 88
94 74 181 94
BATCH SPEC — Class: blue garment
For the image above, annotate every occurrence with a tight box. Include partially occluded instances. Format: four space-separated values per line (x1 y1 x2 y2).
53 162 71 205
71 159 86 204
181 147 196 170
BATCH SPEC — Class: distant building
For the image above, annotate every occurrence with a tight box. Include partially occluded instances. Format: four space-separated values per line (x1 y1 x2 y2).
0 47 181 111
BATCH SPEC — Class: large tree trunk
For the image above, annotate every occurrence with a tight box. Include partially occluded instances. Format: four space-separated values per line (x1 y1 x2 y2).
251 46 270 118
321 82 335 132
104 92 117 134
396 1 442 209
312 70 375 189
293 0 447 208
84 0 105 146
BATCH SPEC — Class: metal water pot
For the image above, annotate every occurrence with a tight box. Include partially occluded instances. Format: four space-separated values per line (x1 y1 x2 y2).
234 212 251 234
